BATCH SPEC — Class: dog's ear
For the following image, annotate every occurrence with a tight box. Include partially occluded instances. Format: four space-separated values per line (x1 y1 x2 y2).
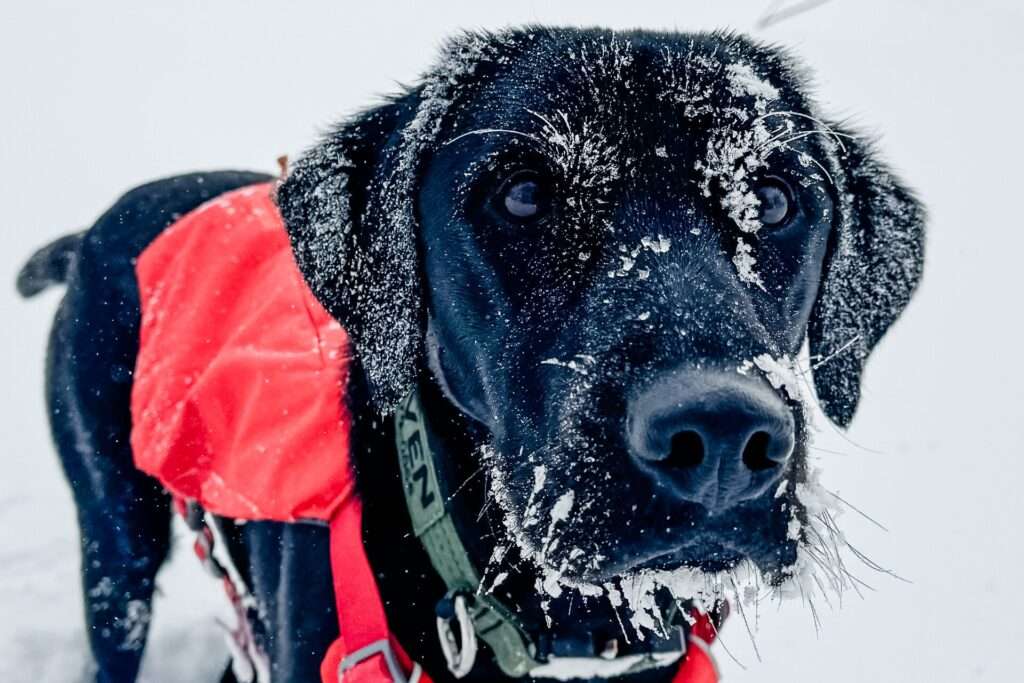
276 93 424 411
277 31 519 412
808 127 926 427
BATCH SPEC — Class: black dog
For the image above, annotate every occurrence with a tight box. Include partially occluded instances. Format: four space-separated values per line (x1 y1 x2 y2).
19 27 924 683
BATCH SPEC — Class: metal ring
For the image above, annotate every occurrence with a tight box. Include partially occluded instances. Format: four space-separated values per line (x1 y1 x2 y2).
436 594 478 678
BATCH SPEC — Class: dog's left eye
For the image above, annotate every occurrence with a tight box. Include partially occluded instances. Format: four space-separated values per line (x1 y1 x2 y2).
754 178 795 228
495 171 550 222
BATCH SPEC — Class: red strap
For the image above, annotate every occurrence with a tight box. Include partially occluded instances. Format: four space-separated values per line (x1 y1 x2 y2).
322 496 433 683
673 610 720 683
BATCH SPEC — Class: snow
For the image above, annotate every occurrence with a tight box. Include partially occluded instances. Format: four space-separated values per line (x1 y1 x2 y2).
751 353 802 402
732 237 767 290
531 651 683 681
725 62 782 101
3 1 1024 682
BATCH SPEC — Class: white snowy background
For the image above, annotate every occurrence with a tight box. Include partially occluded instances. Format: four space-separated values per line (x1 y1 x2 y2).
2 0 1022 681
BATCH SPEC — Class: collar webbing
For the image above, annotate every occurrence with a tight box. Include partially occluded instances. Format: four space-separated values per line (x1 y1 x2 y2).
395 389 539 677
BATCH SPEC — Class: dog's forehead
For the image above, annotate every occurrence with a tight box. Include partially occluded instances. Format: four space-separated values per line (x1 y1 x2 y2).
446 29 809 144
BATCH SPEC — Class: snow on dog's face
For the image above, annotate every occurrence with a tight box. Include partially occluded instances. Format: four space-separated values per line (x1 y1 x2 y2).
280 27 924 634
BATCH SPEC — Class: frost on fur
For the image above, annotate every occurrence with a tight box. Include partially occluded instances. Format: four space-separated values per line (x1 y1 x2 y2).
485 345 899 646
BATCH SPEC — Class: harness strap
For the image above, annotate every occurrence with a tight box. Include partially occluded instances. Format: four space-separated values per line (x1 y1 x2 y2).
321 495 434 683
175 499 271 683
672 610 720 683
178 437 720 683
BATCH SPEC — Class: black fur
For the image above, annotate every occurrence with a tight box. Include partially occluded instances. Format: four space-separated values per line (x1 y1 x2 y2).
24 27 924 683
807 131 926 426
17 231 84 296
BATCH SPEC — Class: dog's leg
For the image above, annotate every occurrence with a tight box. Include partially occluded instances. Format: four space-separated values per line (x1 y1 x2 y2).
46 294 170 683
235 520 338 681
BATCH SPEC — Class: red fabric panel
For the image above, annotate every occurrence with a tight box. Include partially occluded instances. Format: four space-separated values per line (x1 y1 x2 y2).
131 183 353 522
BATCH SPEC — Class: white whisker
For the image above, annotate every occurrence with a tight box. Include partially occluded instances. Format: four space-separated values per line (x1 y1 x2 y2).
442 128 544 147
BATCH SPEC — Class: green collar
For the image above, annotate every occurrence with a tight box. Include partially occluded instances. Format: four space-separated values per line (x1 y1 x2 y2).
395 389 539 677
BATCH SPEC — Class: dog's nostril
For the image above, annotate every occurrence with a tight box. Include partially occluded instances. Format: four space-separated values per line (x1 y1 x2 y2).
741 431 777 471
666 430 704 468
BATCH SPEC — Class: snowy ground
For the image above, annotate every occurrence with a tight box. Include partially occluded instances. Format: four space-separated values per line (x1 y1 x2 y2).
2 1 1023 681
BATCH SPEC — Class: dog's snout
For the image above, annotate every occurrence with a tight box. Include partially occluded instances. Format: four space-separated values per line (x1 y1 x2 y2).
628 370 794 514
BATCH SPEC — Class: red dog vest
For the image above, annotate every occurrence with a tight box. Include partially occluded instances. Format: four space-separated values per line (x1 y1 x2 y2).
129 182 719 682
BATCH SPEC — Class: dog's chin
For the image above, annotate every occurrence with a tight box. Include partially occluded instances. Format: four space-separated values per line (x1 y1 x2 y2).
544 495 803 587
631 537 799 579
564 536 799 587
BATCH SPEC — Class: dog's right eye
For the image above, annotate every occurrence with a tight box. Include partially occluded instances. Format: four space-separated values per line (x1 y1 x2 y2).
495 171 551 223
754 178 795 228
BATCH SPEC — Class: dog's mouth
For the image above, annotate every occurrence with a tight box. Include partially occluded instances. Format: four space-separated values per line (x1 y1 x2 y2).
557 488 802 584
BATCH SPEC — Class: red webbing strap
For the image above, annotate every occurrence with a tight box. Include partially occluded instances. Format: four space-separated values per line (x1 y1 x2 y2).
322 496 433 683
672 610 720 683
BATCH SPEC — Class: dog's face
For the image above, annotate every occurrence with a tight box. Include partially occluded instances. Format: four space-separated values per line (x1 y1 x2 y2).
280 27 924 620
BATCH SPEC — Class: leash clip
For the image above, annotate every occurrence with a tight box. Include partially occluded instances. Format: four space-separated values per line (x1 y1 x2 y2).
436 592 478 678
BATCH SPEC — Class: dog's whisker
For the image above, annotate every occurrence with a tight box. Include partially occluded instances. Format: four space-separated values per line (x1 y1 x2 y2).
815 509 910 585
802 544 844 594
836 535 910 583
753 110 852 153
444 463 487 505
805 550 841 593
729 573 762 662
810 572 835 611
774 143 836 186
804 334 862 373
760 122 799 148
808 445 853 457
707 624 748 671
757 128 857 155
824 489 889 532
441 127 544 148
756 0 835 29
846 571 875 596
807 593 822 638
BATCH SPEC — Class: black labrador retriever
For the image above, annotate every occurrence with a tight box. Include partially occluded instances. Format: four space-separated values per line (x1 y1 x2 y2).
19 27 924 683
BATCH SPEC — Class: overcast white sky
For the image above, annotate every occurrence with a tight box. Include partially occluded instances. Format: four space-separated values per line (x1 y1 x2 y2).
2 1 1023 681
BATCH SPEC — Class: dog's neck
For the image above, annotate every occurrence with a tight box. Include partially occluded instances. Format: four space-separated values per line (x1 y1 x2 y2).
352 370 682 683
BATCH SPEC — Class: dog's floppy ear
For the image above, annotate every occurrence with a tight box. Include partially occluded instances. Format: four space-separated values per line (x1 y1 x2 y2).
808 127 926 427
277 94 424 411
278 31 519 411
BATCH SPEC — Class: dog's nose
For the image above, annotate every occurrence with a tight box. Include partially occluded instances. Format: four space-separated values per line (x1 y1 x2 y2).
627 370 794 514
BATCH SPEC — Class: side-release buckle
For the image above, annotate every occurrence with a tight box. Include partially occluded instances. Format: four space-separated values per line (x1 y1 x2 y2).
338 639 423 683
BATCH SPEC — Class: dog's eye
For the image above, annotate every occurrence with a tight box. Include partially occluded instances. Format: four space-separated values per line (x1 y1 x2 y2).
754 179 794 228
496 172 550 222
